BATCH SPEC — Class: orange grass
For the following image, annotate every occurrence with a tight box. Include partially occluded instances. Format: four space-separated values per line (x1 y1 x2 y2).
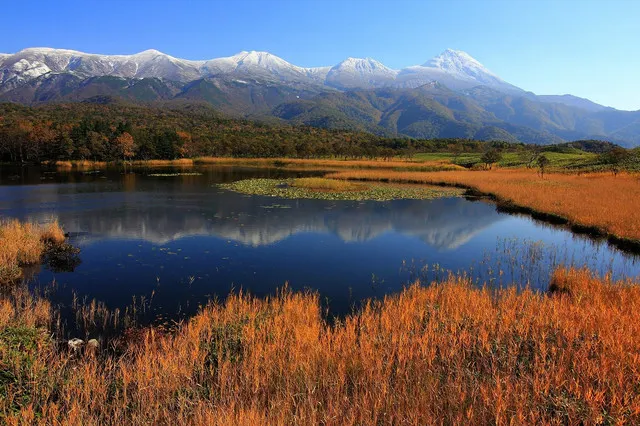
193 156 464 171
0 219 66 284
131 159 194 166
326 168 640 243
1 267 639 424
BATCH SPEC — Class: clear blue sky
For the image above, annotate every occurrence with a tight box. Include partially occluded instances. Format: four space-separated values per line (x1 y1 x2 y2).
2 0 639 110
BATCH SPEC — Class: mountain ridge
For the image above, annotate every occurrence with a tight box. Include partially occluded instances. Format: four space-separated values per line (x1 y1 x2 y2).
0 47 578 102
2 47 640 146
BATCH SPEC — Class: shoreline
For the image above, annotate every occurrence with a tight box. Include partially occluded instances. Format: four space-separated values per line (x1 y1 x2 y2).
5 158 640 252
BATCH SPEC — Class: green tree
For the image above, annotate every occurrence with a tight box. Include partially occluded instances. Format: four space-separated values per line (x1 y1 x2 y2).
600 147 631 176
481 149 502 170
537 154 551 178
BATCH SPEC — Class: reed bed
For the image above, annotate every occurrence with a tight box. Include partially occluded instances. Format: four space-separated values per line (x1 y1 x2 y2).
326 169 640 243
193 156 463 171
131 159 194 166
0 220 66 284
51 160 108 169
1 267 639 424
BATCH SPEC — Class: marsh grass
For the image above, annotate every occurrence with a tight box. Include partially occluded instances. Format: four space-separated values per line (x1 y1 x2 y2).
193 156 464 172
51 160 108 169
132 159 194 166
147 172 203 177
0 220 67 284
326 168 640 244
0 267 639 424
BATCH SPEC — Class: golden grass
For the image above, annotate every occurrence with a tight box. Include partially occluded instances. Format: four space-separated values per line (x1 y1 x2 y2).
193 156 464 171
50 160 108 169
0 219 66 284
53 160 73 168
326 168 640 242
1 267 639 424
131 159 194 166
39 220 66 245
291 177 366 191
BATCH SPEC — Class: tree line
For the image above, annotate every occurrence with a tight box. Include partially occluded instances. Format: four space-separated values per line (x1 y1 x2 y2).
0 102 628 164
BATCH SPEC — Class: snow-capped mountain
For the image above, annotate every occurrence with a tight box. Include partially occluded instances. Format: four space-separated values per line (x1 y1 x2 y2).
325 57 398 89
2 47 638 146
396 49 522 94
0 47 204 91
201 51 330 84
0 47 524 95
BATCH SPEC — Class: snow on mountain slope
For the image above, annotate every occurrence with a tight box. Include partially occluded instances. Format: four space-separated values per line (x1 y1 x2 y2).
201 51 326 84
0 48 203 91
396 49 522 94
0 47 607 113
0 49 55 92
0 47 516 93
425 49 501 83
325 57 398 89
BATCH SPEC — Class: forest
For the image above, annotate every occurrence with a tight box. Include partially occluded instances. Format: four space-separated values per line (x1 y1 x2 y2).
0 101 607 164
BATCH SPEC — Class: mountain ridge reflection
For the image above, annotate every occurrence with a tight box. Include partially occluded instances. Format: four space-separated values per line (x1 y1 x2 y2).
36 192 505 250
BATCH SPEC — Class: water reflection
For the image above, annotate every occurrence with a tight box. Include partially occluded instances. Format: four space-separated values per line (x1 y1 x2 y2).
0 166 638 328
0 167 506 249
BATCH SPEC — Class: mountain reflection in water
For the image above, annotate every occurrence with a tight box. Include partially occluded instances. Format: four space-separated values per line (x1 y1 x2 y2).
1 166 638 326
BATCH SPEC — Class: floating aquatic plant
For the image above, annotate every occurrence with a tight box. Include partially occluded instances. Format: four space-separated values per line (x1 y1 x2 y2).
219 178 464 201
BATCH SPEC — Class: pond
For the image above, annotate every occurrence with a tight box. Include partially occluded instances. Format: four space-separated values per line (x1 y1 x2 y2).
1 165 639 333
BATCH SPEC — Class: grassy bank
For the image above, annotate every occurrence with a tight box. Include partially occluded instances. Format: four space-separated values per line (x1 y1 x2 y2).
42 157 462 172
219 178 464 201
415 150 600 170
0 220 66 284
1 267 639 424
38 151 627 174
193 156 464 172
325 169 640 246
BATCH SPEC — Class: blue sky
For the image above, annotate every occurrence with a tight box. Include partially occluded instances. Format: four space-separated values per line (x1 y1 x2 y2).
2 0 639 110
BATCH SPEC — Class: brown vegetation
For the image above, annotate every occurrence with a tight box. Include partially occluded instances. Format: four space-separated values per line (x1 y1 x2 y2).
0 268 639 424
193 156 463 171
51 160 108 169
0 219 66 284
131 158 194 166
326 168 640 243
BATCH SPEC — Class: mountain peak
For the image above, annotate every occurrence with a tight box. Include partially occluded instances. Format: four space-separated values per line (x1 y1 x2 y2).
424 49 486 71
135 49 164 56
334 57 394 72
17 47 83 56
326 57 397 89
231 50 299 72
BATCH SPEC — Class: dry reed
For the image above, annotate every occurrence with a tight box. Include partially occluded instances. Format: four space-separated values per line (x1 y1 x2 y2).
52 160 108 169
1 267 639 424
131 159 194 166
0 219 66 284
193 156 463 171
326 168 640 243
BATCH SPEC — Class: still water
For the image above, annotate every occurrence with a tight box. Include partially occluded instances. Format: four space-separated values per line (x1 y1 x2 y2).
1 165 639 327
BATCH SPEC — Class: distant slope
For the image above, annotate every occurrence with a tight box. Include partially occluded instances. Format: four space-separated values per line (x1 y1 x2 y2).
272 86 564 144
